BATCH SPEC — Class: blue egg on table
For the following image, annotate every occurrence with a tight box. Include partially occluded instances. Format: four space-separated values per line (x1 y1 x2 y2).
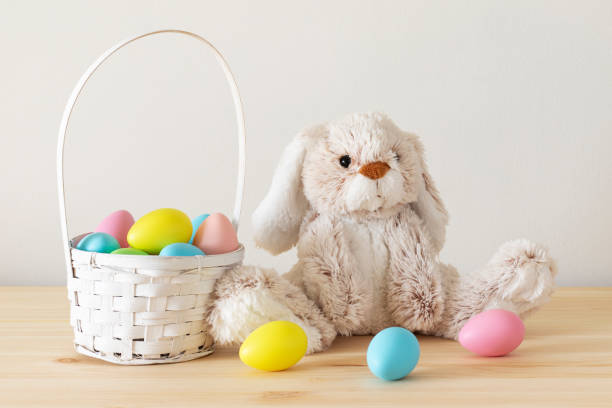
189 214 210 243
159 243 206 256
75 232 120 254
367 327 420 381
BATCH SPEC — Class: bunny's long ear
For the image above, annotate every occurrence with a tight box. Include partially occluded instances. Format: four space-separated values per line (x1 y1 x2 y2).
252 125 324 255
410 137 449 254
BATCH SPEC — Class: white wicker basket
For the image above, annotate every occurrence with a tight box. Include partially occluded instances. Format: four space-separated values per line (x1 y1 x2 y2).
56 29 246 365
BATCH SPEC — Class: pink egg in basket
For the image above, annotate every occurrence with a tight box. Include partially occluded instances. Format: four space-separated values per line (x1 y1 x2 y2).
95 210 135 248
193 213 239 255
458 309 525 357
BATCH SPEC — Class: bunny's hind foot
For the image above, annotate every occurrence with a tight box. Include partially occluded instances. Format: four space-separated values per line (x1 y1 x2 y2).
431 240 557 340
207 265 337 354
481 239 557 317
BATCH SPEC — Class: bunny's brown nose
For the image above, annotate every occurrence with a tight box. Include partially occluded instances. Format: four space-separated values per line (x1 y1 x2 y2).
359 161 390 180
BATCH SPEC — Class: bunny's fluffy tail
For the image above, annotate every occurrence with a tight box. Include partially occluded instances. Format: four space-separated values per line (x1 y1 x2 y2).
431 239 558 339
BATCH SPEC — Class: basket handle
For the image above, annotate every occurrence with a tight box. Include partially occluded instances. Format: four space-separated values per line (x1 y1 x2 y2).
57 29 246 276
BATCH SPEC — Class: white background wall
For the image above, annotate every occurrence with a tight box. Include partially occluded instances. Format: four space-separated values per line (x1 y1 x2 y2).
1 0 611 286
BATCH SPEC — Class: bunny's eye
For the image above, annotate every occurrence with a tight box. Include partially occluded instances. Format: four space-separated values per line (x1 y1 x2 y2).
339 155 351 168
393 152 400 161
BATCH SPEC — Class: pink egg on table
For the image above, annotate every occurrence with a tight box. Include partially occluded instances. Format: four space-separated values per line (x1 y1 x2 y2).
192 213 239 255
95 210 135 248
458 309 525 357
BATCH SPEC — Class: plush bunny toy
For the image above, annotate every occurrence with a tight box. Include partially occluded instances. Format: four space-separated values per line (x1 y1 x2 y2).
207 112 557 353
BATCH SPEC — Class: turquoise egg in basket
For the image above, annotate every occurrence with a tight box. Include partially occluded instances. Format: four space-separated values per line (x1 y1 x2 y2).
159 243 205 257
76 232 121 254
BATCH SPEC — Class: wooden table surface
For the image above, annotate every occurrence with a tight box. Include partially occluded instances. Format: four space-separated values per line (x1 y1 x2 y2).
1 287 611 407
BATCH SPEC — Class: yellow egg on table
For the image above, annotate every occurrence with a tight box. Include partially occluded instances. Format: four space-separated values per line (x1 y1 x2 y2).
239 321 308 372
127 208 192 255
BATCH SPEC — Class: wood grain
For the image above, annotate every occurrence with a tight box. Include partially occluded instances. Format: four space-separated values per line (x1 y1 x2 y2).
0 287 610 407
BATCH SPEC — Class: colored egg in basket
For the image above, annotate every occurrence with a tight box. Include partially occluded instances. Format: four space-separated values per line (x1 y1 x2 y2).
95 209 134 248
193 213 239 255
159 243 205 256
127 208 192 254
76 232 120 253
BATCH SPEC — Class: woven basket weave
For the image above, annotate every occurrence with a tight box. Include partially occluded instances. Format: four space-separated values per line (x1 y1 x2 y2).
56 30 246 365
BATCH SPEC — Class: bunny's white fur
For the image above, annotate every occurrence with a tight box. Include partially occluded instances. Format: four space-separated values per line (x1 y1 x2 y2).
207 112 557 353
